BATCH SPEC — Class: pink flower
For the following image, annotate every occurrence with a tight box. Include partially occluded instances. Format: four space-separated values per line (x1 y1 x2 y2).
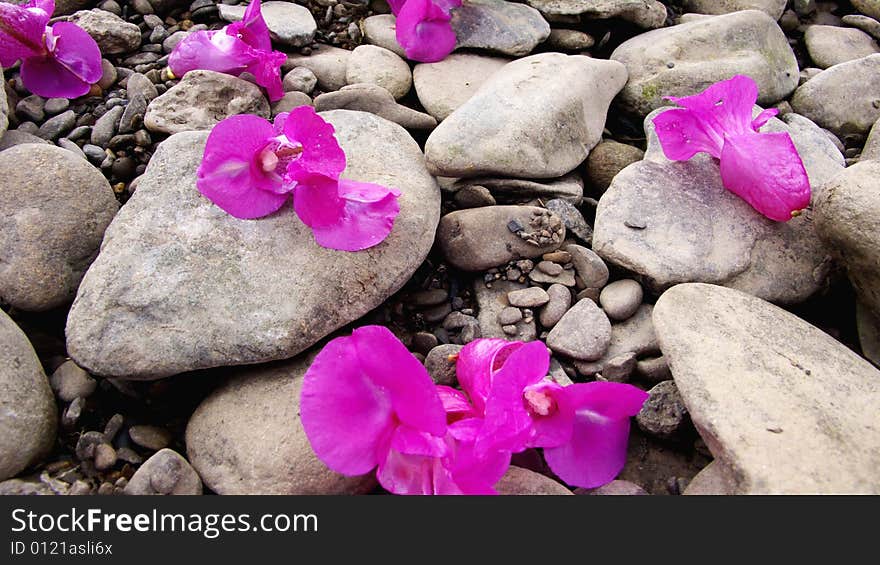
390 0 461 63
0 0 102 98
196 107 400 251
652 75 810 222
169 0 286 101
456 338 649 489
300 326 507 494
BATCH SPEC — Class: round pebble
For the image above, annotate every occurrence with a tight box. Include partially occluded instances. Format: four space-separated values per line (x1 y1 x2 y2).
599 279 644 321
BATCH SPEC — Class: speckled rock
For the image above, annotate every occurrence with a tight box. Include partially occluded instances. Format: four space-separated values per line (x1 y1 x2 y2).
475 280 537 341
804 25 879 69
526 0 667 28
186 355 375 494
69 9 141 54
611 10 799 116
546 298 612 361
66 111 440 379
413 53 509 122
124 449 203 495
790 54 880 137
0 144 117 311
450 0 550 57
0 310 57 481
144 70 270 134
425 53 627 178
680 0 787 19
654 283 880 494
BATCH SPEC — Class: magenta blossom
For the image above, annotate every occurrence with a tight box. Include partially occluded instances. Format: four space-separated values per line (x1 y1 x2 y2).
300 326 507 494
169 0 286 101
196 107 400 251
652 75 810 222
0 0 101 98
390 0 461 63
456 338 649 489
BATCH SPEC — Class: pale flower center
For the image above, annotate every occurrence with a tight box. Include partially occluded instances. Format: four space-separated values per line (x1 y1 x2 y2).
257 135 304 181
523 387 556 417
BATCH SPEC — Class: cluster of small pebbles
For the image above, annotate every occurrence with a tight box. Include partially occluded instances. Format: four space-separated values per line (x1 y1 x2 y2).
3 0 880 497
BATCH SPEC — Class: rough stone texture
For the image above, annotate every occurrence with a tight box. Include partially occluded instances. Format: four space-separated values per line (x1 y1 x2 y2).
218 1 316 47
575 304 659 377
69 9 142 54
526 0 667 28
437 206 565 271
345 45 412 100
539 284 572 328
857 302 880 366
425 53 627 178
454 173 583 205
545 28 595 50
790 54 880 137
475 280 537 341
654 283 880 494
636 380 690 439
610 10 799 116
864 117 880 160
683 460 738 495
814 161 880 320
593 108 843 304
124 449 203 495
0 71 6 139
843 14 880 42
617 427 711 495
853 0 880 20
0 144 117 311
315 84 436 130
362 14 405 58
450 0 550 57
271 91 312 116
564 244 609 288
49 360 96 402
681 0 787 19
0 310 57 481
546 298 612 361
494 466 572 495
0 130 50 152
804 25 879 69
186 355 375 494
285 44 351 92
586 140 645 193
585 480 649 495
413 54 509 122
144 70 270 134
283 67 317 94
66 111 440 379
424 344 463 385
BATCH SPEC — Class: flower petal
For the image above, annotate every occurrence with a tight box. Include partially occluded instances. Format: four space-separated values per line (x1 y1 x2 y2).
390 425 448 458
169 30 256 78
244 49 287 102
668 74 758 138
652 108 724 160
282 106 346 181
437 385 477 421
350 325 448 438
300 335 396 475
455 338 521 414
293 175 401 251
396 0 457 63
542 382 647 489
232 0 272 53
526 382 574 449
751 107 778 131
45 22 101 81
20 54 89 98
720 131 811 222
376 448 435 495
475 341 550 455
196 114 289 219
0 0 50 67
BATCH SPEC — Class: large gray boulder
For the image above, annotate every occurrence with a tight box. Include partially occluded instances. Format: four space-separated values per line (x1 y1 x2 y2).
0 144 117 311
654 283 880 494
610 10 798 116
450 0 550 57
0 310 57 481
425 53 627 179
66 111 440 379
525 0 667 28
186 354 375 495
592 109 844 304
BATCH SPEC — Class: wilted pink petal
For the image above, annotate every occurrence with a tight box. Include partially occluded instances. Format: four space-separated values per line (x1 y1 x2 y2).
475 341 550 454
543 382 648 489
350 326 446 436
443 432 510 495
390 425 449 458
279 106 346 182
652 108 725 160
667 74 757 137
300 335 396 475
21 22 101 98
196 114 289 219
456 338 522 414
169 30 256 77
751 107 779 131
0 0 52 67
230 0 272 52
245 49 287 102
432 0 462 13
293 174 401 252
437 385 477 421
720 131 811 221
396 0 457 63
524 381 574 449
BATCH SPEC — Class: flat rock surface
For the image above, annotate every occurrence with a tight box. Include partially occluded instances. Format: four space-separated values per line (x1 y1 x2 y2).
0 144 118 311
425 53 627 178
413 54 509 122
451 0 550 57
611 10 798 116
186 355 375 495
525 0 667 28
593 108 843 304
66 111 440 379
654 283 880 494
804 25 879 68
